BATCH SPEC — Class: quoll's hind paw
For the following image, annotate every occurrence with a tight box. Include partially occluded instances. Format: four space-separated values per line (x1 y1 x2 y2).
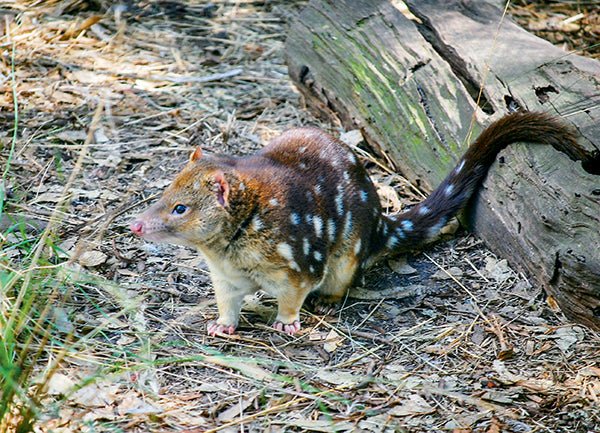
272 320 301 335
307 294 341 316
207 321 236 336
313 301 339 316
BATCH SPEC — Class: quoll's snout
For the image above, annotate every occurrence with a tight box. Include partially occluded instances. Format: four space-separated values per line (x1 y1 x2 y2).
130 220 145 236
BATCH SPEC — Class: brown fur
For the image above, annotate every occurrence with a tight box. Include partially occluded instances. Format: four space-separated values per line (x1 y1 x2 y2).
131 112 579 335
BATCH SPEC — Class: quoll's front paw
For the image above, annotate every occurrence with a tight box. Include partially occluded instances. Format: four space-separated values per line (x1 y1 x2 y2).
207 321 236 336
272 320 301 336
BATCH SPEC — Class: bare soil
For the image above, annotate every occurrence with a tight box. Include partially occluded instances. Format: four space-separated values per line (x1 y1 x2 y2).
1 1 598 432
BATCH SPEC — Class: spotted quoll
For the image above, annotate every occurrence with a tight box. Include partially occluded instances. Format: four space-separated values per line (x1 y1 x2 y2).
131 112 578 336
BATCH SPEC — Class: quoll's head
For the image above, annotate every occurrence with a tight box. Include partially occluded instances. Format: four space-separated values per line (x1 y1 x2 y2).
130 147 233 247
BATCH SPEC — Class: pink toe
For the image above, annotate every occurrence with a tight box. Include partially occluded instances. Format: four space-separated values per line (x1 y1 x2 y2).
284 321 302 335
207 321 236 336
273 320 302 335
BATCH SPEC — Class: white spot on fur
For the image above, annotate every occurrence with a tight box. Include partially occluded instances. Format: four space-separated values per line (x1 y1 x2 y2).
360 190 368 202
269 198 279 207
335 185 345 215
455 159 465 174
277 243 294 261
343 211 353 238
239 182 246 191
418 206 430 215
309 265 315 273
290 213 301 225
303 238 310 256
444 184 454 196
396 227 405 239
305 214 313 225
313 216 323 237
314 183 323 195
343 171 350 182
193 180 200 190
314 251 322 261
401 220 413 231
299 146 307 153
348 153 357 164
299 162 307 170
290 261 301 272
386 236 398 249
327 219 336 242
354 239 362 255
252 215 263 231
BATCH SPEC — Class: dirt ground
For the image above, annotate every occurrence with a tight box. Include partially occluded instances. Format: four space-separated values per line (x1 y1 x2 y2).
1 1 599 432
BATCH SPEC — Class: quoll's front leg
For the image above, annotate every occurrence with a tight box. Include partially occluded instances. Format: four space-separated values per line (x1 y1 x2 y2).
207 279 253 336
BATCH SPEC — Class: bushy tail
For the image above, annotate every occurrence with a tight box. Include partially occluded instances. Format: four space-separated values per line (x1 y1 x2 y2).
383 111 580 253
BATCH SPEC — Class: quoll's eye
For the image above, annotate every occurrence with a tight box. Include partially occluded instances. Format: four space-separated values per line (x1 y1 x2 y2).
172 204 187 215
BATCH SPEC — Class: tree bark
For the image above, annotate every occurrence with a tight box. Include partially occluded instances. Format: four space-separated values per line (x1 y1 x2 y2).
285 0 600 329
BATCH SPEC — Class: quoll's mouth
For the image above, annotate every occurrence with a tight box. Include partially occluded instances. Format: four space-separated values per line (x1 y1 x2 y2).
129 219 173 243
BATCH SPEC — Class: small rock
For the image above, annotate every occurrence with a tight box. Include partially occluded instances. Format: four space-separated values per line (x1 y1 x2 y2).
432 266 462 280
78 250 108 267
339 129 364 147
388 256 417 275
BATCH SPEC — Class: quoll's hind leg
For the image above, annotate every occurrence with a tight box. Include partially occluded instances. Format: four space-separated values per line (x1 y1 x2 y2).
313 254 359 316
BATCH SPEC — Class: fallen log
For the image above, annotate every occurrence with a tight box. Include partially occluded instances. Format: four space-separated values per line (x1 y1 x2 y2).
285 0 600 329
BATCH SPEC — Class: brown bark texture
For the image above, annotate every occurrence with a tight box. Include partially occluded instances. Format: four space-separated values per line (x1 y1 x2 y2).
285 0 600 329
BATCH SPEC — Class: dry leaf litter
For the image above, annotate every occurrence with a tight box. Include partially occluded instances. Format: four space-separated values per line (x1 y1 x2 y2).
1 1 598 432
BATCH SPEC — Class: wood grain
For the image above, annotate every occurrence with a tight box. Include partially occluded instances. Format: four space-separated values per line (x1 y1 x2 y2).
286 0 600 328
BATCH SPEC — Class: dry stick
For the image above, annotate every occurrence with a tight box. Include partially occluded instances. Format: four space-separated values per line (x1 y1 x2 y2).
422 252 481 305
350 144 426 200
189 397 308 433
123 107 181 126
487 314 511 354
195 381 353 433
300 310 381 360
463 256 490 283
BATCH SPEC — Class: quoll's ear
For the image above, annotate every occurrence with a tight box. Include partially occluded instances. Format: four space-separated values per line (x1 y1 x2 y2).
190 146 203 162
213 171 230 208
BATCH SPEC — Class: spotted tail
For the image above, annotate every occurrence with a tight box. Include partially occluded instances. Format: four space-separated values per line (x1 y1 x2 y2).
383 111 580 253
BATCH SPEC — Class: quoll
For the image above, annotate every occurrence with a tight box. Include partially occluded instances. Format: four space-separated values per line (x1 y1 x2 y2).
130 111 578 336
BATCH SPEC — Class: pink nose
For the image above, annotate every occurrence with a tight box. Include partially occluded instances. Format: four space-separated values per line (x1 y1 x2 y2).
130 220 145 236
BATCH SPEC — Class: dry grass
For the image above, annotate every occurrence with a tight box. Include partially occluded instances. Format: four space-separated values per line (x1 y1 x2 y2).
1 1 599 432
